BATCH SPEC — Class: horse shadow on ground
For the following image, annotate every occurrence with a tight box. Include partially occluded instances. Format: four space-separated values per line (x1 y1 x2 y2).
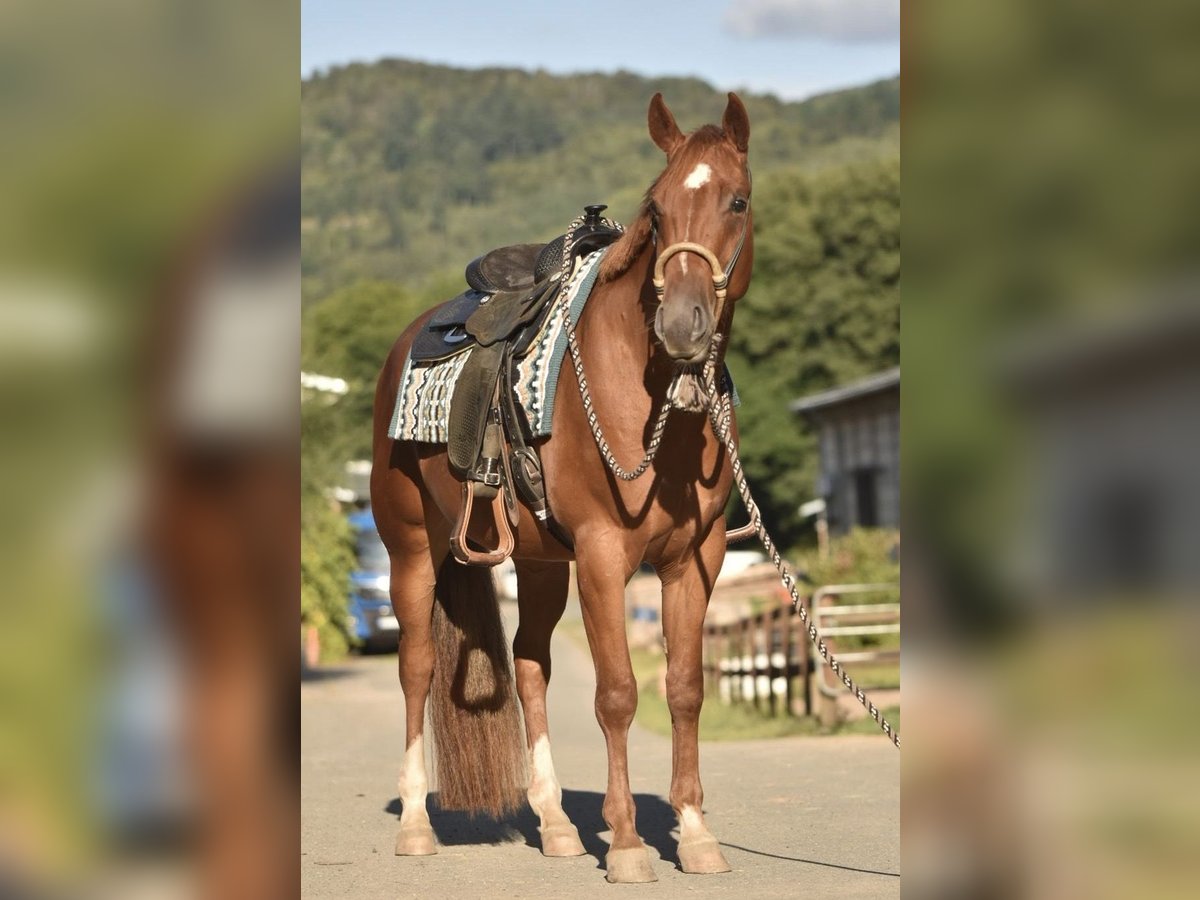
384 789 679 870
300 666 355 683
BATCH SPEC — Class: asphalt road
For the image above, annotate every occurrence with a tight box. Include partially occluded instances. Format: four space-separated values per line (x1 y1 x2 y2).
301 601 900 898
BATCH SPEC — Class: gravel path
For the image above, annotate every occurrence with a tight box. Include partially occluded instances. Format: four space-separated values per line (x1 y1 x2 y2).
301 601 899 898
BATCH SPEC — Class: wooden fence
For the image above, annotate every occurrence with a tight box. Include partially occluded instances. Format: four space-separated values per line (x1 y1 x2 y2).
701 583 900 721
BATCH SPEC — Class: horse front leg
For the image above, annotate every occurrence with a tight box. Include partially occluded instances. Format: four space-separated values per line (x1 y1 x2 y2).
575 540 658 883
512 559 586 857
659 525 731 874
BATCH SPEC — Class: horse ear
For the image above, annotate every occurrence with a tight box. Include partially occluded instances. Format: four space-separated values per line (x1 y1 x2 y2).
648 93 683 155
723 92 750 153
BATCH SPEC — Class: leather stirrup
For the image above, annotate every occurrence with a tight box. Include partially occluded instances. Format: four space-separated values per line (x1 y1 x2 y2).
449 482 515 566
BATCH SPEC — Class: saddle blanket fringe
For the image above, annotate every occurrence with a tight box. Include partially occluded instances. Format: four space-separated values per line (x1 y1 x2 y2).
389 249 607 444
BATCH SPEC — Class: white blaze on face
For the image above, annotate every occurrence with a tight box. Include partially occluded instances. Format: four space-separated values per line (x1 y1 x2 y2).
683 163 712 190
680 163 713 274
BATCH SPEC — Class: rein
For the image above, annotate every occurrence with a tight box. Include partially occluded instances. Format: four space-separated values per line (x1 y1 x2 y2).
561 207 752 481
561 209 901 749
560 212 676 482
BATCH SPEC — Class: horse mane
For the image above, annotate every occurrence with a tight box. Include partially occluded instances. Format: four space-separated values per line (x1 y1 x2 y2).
597 201 653 283
598 125 731 284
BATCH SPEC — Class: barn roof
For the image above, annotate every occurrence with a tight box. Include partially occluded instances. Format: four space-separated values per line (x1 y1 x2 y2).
790 367 899 414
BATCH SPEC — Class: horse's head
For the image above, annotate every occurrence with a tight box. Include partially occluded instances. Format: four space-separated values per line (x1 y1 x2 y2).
643 93 754 365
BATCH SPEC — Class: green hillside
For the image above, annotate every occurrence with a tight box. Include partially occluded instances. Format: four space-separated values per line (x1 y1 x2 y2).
301 60 898 302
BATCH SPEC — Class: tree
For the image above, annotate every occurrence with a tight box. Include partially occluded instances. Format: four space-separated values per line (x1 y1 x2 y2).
301 61 899 302
727 158 900 544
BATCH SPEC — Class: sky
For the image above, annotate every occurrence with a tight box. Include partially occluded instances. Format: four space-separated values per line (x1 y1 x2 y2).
301 0 899 101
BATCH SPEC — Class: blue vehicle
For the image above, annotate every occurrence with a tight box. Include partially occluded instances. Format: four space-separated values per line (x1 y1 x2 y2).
346 508 399 652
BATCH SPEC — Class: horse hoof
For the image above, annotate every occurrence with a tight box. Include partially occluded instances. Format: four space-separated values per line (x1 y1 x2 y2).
605 846 658 883
540 823 586 857
395 824 437 856
677 837 731 874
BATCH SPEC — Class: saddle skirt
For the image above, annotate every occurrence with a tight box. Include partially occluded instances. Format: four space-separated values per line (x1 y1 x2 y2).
389 248 608 444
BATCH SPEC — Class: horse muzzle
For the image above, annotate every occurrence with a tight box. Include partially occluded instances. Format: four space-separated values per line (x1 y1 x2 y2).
654 302 712 364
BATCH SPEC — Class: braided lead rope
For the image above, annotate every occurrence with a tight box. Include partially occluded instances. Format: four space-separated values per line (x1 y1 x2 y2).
702 353 901 749
563 303 675 481
558 213 677 482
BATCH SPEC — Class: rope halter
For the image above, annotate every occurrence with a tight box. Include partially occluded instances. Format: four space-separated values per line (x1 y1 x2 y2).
650 200 749 320
652 241 729 306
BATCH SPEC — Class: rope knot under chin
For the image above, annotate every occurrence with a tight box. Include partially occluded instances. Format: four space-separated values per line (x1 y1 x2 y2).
667 371 709 412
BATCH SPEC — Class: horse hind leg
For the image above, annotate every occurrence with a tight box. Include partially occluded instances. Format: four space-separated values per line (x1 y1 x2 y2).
388 526 441 856
373 441 445 856
512 560 585 858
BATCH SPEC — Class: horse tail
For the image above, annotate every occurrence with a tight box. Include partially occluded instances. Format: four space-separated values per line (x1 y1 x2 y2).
429 558 526 817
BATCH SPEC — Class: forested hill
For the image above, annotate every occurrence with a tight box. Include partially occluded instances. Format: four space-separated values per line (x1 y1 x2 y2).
301 60 898 302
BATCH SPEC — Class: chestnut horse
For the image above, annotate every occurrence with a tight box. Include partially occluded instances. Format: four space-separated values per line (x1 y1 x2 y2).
370 93 754 883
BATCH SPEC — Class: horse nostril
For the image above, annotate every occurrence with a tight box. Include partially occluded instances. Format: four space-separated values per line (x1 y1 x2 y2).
655 307 665 339
691 305 706 340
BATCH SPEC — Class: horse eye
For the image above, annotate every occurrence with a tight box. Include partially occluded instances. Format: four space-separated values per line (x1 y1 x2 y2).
730 197 748 213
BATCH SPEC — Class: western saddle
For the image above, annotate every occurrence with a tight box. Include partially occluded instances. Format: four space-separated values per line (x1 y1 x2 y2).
410 205 622 566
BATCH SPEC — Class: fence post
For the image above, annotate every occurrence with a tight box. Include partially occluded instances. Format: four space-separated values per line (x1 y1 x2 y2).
784 606 795 717
745 615 755 712
803 592 813 718
763 614 771 715
735 617 746 707
752 615 761 714
815 589 839 728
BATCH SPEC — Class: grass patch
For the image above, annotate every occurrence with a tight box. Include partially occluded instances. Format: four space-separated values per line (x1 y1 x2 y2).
557 619 898 741
839 706 901 736
827 660 900 688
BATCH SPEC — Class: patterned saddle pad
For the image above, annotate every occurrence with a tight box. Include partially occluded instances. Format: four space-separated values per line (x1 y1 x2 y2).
389 249 607 444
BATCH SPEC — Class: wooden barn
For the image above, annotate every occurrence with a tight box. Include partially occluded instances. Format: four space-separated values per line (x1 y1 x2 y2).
1004 302 1200 596
792 367 899 534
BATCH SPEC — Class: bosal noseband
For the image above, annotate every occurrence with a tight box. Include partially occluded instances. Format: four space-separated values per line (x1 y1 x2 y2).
651 203 750 312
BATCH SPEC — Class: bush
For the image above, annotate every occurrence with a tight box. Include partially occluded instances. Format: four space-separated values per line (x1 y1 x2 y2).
800 527 900 589
300 489 356 660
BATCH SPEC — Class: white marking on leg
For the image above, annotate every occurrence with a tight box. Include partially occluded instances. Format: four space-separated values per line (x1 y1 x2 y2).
679 804 713 843
398 735 429 827
683 163 712 190
527 735 563 818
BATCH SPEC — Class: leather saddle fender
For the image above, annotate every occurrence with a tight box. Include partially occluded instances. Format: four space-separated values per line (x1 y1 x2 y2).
446 343 505 480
